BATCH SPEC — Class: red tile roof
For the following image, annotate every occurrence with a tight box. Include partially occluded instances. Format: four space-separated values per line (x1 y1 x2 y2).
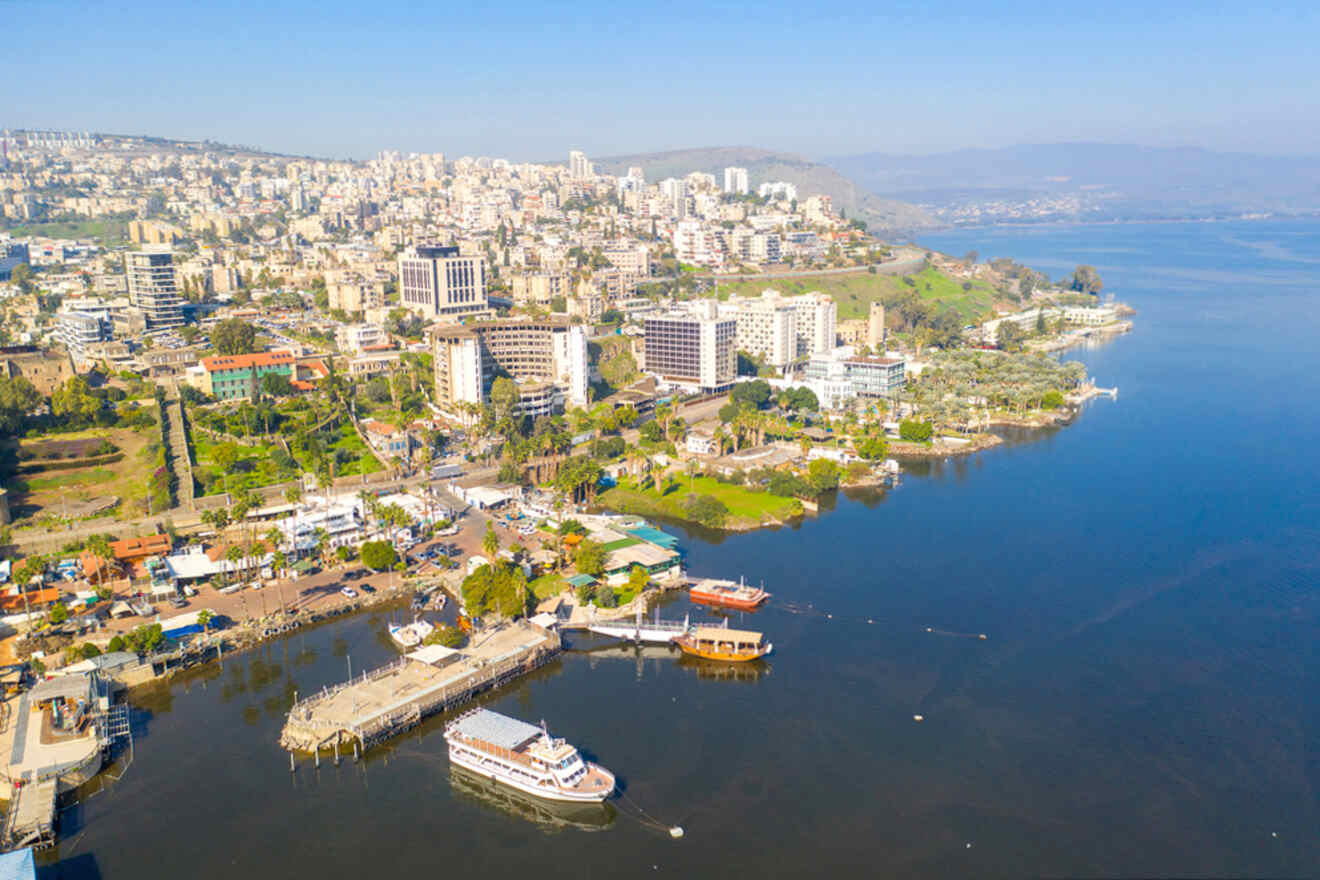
200 351 296 372
110 534 171 560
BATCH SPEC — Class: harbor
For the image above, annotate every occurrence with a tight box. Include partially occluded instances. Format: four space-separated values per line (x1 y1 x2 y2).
279 620 560 755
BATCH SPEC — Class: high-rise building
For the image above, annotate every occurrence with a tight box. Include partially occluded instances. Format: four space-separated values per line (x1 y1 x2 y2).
568 150 593 180
57 309 113 358
398 245 488 320
430 318 588 412
659 178 687 218
125 249 183 330
723 166 749 195
720 289 837 363
643 302 737 393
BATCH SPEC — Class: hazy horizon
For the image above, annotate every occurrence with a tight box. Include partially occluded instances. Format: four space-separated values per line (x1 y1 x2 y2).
7 0 1320 161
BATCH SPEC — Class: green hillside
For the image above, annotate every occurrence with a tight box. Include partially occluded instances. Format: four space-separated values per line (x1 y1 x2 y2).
713 266 999 323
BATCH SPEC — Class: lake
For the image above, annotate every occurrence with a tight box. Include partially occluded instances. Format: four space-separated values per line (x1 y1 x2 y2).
47 220 1320 879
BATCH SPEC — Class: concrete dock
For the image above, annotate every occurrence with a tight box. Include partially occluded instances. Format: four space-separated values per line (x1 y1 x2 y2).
279 621 560 754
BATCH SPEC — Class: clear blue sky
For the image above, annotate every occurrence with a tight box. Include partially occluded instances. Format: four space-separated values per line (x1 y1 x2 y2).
7 0 1319 160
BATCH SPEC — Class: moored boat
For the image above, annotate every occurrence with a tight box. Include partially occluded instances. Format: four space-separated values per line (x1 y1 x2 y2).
444 708 615 803
674 625 772 662
688 577 770 611
388 618 435 649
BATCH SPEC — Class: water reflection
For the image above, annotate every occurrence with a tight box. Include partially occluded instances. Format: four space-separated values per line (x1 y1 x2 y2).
448 765 617 832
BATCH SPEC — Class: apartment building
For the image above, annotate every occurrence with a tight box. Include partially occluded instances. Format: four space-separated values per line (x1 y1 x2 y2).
335 323 391 354
125 249 184 329
430 318 588 411
397 245 488 320
803 348 906 410
197 351 295 401
510 272 567 306
720 289 837 364
723 166 749 195
326 273 382 314
56 309 113 359
642 302 737 393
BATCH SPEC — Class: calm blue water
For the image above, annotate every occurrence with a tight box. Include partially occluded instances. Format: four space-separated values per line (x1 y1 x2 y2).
48 221 1320 879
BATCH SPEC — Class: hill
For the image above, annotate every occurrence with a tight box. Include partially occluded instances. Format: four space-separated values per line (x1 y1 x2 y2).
592 146 938 234
826 143 1320 222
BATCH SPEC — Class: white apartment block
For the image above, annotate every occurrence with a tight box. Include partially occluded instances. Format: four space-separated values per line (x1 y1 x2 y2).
723 166 749 195
335 323 391 354
721 289 838 365
430 318 588 411
758 181 798 202
568 150 593 180
673 220 724 267
397 244 488 319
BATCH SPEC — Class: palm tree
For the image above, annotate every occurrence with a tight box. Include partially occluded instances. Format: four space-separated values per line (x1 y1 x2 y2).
482 521 500 560
225 544 244 582
284 484 303 506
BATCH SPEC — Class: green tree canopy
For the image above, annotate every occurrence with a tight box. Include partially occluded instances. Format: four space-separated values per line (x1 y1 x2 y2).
574 538 607 577
360 539 397 571
211 318 258 355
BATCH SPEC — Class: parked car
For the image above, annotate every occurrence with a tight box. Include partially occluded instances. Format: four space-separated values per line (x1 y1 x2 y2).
361 584 376 594
340 587 358 598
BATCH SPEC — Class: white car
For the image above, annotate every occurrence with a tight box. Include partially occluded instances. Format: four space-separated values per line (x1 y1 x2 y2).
340 587 358 598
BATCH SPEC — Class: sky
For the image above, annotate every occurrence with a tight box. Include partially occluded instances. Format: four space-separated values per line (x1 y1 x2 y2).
6 0 1320 161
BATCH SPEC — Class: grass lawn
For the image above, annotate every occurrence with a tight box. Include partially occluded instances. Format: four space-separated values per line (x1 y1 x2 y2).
3 218 128 243
528 573 568 601
599 476 803 528
712 266 1000 322
15 468 117 492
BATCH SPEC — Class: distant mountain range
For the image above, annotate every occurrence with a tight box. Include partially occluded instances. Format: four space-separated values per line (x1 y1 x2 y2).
591 146 939 233
825 144 1320 223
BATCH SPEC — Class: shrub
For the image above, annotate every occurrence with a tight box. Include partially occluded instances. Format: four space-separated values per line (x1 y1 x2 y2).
575 583 594 603
422 624 466 648
681 493 728 527
1041 390 1065 410
898 420 933 443
107 635 126 653
593 583 618 608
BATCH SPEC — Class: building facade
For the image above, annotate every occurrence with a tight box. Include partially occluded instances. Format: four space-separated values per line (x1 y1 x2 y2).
125 250 184 329
199 351 295 400
722 166 749 195
397 245 488 320
643 304 737 392
430 318 588 411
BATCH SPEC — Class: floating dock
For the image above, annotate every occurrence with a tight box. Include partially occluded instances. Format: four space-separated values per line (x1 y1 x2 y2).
279 621 560 754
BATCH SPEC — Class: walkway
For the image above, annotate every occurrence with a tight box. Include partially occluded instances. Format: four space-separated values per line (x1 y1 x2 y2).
162 390 195 511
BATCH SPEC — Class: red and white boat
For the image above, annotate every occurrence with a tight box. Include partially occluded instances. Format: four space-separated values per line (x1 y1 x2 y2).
688 577 770 611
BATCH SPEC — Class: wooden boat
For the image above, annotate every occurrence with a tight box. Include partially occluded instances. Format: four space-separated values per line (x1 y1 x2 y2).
688 577 770 611
673 626 772 662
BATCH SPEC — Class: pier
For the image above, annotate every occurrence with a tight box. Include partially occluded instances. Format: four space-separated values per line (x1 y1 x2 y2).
582 607 692 644
279 621 560 754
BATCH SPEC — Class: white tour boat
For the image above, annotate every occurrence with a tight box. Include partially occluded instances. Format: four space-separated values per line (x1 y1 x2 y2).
444 708 615 803
388 618 435 649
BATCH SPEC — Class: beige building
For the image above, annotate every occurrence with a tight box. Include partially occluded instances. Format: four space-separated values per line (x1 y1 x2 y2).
510 272 567 306
430 317 588 410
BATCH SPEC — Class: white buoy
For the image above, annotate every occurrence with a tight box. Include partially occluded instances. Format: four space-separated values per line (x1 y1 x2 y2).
913 714 924 722
979 634 987 640
670 826 685 838
926 627 933 632
965 842 972 849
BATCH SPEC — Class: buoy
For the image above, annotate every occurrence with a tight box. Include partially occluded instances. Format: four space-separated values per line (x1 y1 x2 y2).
1271 832 1279 838
965 842 972 849
925 627 933 632
978 634 987 640
913 714 924 722
669 826 684 838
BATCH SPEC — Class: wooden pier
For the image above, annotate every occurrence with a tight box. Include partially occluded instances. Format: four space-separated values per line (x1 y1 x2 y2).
279 621 560 754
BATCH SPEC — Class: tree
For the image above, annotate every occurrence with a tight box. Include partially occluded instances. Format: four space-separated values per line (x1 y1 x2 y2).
50 377 101 424
627 565 650 596
360 539 397 571
997 321 1026 352
284 485 303 506
899 420 933 443
1035 308 1048 335
574 539 607 577
1069 265 1103 295
806 458 841 493
0 376 42 433
482 521 500 559
856 435 889 461
48 601 69 625
197 609 213 632
9 263 34 294
261 372 293 396
731 379 773 409
1041 390 1065 410
211 318 258 355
